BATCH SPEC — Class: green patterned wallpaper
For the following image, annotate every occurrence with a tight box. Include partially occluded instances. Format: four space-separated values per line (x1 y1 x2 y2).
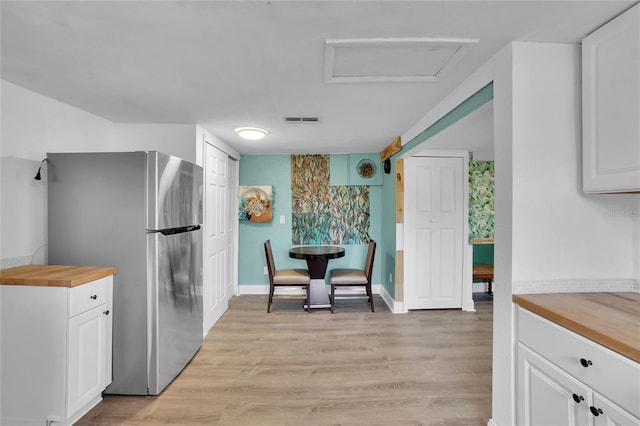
469 153 495 240
291 154 370 244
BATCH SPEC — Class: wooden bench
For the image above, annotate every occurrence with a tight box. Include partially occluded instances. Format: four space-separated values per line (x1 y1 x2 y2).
473 264 494 295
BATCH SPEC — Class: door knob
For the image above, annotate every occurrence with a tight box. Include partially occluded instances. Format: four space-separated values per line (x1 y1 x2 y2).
589 406 603 416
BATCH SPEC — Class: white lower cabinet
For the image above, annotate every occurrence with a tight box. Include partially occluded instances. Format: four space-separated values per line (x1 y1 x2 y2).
518 344 591 425
516 307 640 426
67 305 108 417
0 276 113 425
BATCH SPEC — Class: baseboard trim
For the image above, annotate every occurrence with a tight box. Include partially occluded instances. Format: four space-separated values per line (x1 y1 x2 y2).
238 284 271 295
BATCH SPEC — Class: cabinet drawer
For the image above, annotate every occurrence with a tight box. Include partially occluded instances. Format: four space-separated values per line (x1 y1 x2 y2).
69 278 107 317
518 307 640 418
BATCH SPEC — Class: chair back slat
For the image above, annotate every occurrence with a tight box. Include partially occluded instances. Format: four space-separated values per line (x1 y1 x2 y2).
364 240 376 281
264 240 275 280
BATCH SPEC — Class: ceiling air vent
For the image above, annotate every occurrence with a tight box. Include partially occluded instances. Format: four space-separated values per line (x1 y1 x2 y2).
284 116 320 124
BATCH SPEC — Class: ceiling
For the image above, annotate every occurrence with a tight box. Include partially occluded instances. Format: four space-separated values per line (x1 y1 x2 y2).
1 1 636 155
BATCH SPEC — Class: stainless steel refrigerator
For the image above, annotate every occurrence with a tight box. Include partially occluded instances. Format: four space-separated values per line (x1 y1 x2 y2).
47 151 203 395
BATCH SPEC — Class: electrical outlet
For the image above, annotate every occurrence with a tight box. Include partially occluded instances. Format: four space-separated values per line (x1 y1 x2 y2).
279 215 285 224
264 266 268 275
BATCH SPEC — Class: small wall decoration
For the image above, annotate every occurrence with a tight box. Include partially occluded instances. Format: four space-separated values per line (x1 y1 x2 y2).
348 154 382 185
239 185 273 222
356 158 377 178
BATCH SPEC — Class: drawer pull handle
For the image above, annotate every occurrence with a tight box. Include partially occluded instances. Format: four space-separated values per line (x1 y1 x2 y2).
589 406 603 417
572 394 584 403
579 358 592 368
90 295 98 300
103 310 110 315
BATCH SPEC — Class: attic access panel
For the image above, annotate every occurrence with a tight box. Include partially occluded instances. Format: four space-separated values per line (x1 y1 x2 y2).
324 37 478 83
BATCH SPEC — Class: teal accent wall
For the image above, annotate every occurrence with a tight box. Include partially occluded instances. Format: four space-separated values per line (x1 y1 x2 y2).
378 82 494 301
401 83 494 153
329 153 383 186
380 160 398 298
238 154 382 287
329 154 350 185
473 244 494 265
238 154 292 287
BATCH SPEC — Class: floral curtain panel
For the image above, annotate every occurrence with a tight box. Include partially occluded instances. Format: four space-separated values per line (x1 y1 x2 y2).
291 154 370 245
468 154 495 240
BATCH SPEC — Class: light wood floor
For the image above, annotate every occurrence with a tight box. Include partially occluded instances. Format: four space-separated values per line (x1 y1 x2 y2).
78 295 493 425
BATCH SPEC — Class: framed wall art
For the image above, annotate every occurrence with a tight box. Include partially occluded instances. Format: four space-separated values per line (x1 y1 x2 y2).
239 185 273 223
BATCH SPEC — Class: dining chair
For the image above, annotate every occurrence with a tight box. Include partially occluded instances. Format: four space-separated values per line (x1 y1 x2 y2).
329 240 376 313
264 240 311 313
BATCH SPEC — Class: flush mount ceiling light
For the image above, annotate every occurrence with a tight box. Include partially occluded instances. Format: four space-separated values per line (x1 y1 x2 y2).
235 127 268 140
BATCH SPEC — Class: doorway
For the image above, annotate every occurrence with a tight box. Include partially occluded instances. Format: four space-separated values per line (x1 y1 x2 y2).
402 100 494 311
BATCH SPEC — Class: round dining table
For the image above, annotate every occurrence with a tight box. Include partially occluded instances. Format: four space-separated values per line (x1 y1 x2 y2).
289 245 345 309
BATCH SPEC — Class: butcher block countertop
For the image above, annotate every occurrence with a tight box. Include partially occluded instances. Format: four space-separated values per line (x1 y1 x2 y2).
0 265 117 288
513 292 640 363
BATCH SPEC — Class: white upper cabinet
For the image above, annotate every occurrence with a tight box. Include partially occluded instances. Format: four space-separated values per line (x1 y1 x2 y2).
582 3 640 193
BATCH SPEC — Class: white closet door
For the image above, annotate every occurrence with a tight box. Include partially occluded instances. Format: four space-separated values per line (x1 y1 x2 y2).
405 156 464 310
204 143 232 333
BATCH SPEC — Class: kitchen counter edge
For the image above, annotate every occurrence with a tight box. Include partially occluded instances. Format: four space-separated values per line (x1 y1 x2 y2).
513 292 640 363
0 265 117 288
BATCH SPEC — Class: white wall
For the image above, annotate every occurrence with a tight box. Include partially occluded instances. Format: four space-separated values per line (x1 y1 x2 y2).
0 80 115 267
504 41 638 425
0 80 204 267
511 43 637 286
489 44 516 426
195 124 240 166
400 41 639 426
112 123 197 163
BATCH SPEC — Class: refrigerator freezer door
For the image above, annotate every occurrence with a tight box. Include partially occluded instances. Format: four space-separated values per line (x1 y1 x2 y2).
147 152 203 231
147 228 203 395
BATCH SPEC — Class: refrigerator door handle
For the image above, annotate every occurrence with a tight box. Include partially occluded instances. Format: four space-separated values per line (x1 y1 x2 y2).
147 225 201 236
